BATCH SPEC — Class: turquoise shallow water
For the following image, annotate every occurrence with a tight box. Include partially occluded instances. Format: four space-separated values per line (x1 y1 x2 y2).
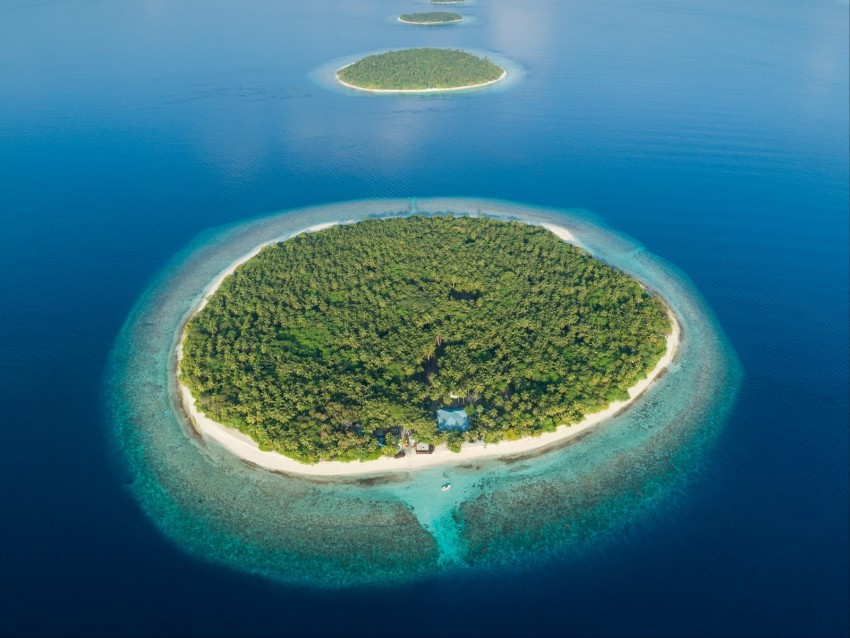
106 198 741 587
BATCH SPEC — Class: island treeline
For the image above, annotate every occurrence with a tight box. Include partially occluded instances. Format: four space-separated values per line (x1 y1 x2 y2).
181 216 671 463
337 48 503 90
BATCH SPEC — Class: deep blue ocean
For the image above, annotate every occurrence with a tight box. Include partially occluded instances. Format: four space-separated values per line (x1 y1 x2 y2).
1 0 847 636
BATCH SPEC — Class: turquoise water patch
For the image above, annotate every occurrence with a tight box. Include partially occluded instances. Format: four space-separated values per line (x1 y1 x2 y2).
105 198 740 587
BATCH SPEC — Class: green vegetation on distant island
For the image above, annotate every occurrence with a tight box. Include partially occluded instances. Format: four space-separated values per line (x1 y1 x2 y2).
337 48 503 91
399 12 463 24
181 216 671 463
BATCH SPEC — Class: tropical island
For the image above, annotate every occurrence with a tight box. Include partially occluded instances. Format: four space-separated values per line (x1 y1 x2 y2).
399 12 463 25
336 48 505 92
180 216 674 467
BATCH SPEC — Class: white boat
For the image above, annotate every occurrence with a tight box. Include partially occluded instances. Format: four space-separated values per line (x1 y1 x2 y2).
441 483 452 491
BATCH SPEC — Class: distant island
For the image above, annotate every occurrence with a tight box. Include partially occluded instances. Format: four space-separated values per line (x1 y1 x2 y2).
180 216 673 465
399 12 463 25
337 48 505 92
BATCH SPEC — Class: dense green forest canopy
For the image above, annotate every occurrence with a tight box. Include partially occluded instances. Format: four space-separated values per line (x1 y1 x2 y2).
181 216 671 463
337 48 503 90
399 12 463 24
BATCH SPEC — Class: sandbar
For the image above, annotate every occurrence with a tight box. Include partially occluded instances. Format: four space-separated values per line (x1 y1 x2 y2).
176 220 681 477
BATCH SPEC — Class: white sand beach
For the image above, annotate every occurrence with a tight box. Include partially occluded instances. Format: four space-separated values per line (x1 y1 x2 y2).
398 16 464 25
176 220 681 477
336 67 507 93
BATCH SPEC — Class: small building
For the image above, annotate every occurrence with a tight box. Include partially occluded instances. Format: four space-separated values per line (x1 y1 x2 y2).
436 408 470 432
415 442 434 454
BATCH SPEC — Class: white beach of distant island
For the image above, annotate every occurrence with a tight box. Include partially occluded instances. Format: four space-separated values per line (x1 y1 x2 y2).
398 16 464 25
335 66 507 94
176 220 681 477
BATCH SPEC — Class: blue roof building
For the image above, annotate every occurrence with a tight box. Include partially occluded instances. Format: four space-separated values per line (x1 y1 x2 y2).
436 408 470 432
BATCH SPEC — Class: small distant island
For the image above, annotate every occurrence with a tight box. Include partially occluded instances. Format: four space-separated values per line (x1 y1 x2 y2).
399 12 463 25
180 216 673 465
337 48 505 92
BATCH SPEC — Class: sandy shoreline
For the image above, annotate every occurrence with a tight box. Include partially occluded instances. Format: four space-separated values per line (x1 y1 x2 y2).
398 16 464 25
176 220 681 477
336 66 507 94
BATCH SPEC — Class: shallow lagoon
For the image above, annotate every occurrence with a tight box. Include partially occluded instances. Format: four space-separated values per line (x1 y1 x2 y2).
107 198 740 586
